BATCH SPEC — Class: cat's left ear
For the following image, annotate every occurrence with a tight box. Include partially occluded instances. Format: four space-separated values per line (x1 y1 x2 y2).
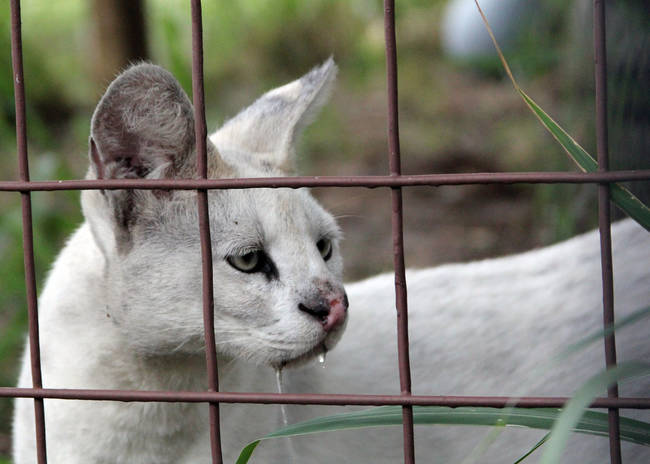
211 58 337 173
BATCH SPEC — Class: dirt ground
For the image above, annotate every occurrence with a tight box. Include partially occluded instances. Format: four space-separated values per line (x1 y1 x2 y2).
315 170 557 283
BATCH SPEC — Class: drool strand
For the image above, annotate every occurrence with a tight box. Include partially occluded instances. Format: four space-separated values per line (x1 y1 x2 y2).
275 367 289 427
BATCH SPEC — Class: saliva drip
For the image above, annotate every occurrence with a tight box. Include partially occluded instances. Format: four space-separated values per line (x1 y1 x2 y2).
275 367 289 427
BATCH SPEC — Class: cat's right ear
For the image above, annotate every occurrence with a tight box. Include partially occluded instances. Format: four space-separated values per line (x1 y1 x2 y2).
84 63 226 253
211 58 337 174
89 63 197 183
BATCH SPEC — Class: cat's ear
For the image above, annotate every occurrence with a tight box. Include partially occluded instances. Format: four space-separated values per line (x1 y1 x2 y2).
86 63 226 242
211 58 337 173
89 63 198 182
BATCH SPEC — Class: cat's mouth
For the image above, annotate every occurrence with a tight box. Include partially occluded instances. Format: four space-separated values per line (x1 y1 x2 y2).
270 306 348 369
274 341 330 370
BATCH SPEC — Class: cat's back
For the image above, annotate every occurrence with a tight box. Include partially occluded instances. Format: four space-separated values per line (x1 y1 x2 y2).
281 219 649 463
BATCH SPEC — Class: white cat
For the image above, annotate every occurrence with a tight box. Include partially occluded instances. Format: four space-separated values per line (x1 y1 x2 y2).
13 60 650 463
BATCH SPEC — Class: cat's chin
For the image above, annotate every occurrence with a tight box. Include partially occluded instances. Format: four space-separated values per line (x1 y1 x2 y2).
271 339 331 370
273 323 346 369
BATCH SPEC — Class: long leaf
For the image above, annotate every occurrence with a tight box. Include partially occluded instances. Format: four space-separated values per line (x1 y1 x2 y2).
557 305 650 360
473 0 650 231
470 305 650 463
236 304 650 464
498 305 650 462
236 405 650 463
519 91 650 230
518 91 596 172
513 433 550 464
541 362 650 464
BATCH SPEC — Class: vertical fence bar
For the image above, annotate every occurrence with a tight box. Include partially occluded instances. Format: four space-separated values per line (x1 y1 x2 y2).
593 1 621 463
190 1 223 463
384 1 415 463
9 0 47 462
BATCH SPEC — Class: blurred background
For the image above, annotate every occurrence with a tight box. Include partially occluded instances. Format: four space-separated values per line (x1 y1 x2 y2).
0 0 647 459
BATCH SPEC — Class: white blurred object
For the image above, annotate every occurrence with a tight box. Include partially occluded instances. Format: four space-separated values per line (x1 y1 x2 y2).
441 0 535 59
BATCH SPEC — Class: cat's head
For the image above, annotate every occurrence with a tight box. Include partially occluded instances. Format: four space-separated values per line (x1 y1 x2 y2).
81 60 346 367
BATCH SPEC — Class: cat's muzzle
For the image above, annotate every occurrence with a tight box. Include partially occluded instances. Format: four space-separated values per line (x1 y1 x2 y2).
298 292 348 332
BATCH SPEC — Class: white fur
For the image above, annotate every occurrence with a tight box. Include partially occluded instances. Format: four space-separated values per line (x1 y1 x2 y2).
13 61 650 463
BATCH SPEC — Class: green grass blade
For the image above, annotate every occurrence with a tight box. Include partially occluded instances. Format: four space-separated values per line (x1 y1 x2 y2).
519 90 650 230
557 305 650 360
235 404 650 463
470 305 650 463
518 90 596 172
541 362 650 464
474 0 650 231
235 441 261 464
460 424 506 464
513 433 550 464
610 183 650 231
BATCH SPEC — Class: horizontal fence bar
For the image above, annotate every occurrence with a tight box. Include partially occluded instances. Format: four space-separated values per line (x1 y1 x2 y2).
2 387 649 409
1 170 649 192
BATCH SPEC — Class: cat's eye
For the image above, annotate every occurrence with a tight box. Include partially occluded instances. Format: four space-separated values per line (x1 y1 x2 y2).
226 250 279 279
227 250 262 273
317 238 333 261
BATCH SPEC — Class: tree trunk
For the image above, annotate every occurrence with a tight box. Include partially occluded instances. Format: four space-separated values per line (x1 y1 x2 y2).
91 0 148 85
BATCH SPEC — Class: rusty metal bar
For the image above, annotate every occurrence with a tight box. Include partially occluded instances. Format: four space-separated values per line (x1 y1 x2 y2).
3 387 650 409
1 170 650 192
190 1 223 463
384 1 415 462
9 1 47 462
593 1 621 463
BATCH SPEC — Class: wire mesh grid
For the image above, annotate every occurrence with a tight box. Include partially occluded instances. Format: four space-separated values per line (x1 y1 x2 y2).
2 0 650 463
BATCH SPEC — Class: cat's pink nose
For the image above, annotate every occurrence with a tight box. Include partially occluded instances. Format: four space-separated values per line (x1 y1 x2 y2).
298 293 348 332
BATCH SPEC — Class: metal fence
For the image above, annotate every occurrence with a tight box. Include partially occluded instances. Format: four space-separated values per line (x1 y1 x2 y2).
2 0 650 463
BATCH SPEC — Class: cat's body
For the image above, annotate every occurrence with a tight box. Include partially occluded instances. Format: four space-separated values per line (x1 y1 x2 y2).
287 218 650 463
12 61 650 463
